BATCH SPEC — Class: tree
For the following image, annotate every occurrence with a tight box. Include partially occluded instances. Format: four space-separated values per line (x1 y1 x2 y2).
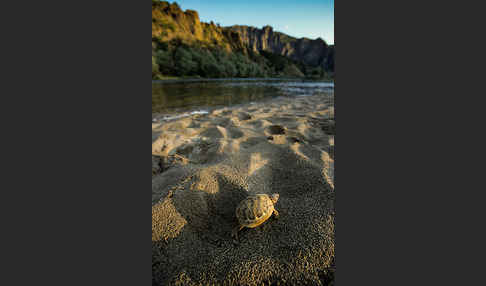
152 56 160 78
174 47 197 76
155 50 173 75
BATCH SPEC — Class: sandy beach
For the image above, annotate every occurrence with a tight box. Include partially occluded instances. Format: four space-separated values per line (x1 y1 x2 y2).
152 92 335 285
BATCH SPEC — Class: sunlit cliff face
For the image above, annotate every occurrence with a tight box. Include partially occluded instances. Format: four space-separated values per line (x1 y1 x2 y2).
152 1 334 70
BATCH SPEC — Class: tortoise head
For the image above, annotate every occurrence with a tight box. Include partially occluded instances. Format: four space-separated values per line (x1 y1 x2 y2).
270 193 279 204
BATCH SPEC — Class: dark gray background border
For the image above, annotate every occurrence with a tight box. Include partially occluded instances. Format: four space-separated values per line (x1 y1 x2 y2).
1 0 484 285
2 0 151 285
337 0 484 284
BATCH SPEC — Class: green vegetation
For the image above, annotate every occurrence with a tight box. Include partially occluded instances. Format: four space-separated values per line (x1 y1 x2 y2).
152 39 329 80
153 39 260 79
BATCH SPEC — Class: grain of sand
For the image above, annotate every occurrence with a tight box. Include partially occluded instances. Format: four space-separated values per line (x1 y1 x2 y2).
152 93 335 285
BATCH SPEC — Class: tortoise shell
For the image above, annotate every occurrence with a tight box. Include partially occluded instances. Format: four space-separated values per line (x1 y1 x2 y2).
236 194 278 228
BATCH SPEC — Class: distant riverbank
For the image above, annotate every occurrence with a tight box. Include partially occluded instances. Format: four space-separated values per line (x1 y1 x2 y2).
153 75 333 83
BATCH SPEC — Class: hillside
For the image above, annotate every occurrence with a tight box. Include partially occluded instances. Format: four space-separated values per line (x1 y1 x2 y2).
152 0 334 79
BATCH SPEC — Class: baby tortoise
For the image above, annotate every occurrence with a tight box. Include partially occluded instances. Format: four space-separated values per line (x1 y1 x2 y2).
232 193 279 239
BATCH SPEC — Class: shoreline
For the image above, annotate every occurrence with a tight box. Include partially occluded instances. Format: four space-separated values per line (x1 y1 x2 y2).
153 77 334 84
152 93 294 122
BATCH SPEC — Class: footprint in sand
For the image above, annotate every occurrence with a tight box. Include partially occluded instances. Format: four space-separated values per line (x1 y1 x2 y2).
266 125 286 135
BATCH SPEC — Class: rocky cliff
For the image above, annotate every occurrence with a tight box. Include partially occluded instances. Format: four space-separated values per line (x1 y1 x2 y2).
228 25 334 70
152 1 246 52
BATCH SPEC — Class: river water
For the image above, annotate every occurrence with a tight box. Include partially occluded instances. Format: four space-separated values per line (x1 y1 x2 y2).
152 78 334 119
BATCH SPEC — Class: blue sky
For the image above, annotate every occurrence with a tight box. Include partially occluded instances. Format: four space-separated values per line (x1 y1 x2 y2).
172 0 334 45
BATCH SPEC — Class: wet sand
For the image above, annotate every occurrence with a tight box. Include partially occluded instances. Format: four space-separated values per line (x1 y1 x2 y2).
152 92 335 285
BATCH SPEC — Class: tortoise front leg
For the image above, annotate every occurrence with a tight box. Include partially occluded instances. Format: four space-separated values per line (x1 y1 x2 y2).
232 225 244 240
273 209 279 219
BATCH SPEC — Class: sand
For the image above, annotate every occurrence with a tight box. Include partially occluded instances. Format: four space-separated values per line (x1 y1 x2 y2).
152 93 335 285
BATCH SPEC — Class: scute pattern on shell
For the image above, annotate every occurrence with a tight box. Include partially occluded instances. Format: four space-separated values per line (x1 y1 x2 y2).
236 194 274 226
